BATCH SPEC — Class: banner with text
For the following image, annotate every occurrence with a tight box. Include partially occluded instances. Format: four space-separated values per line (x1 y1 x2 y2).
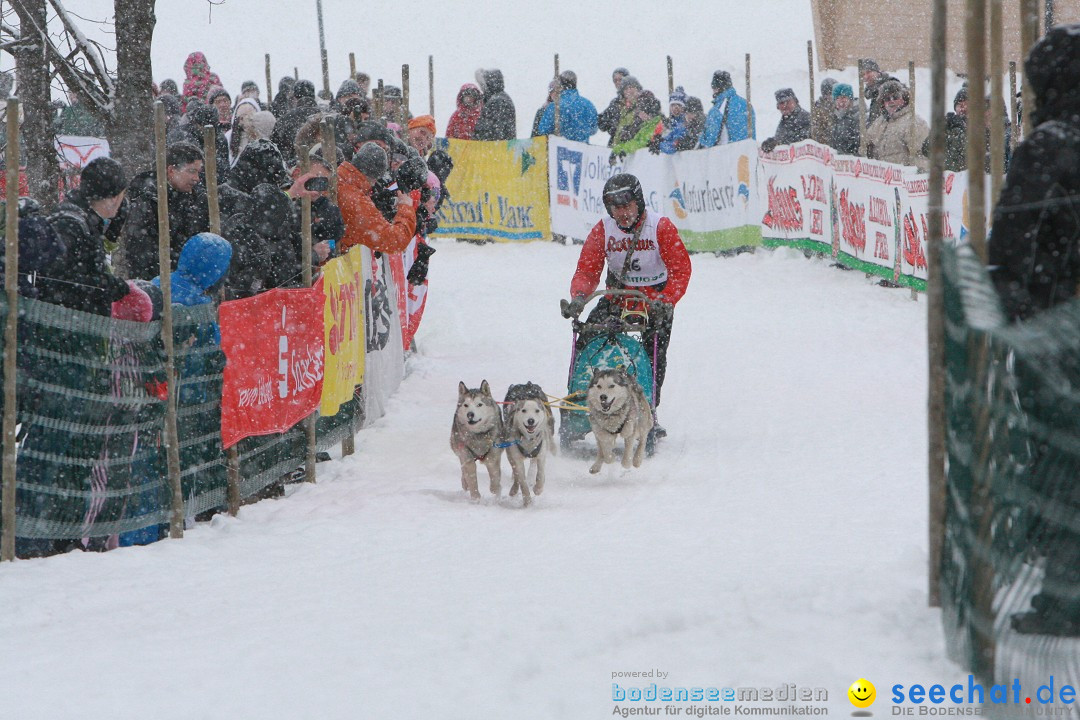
220 287 325 448
432 137 551 242
547 137 762 252
361 248 406 424
320 247 367 417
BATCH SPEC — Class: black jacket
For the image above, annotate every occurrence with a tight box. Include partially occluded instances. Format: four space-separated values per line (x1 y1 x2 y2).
597 96 623 147
473 70 516 141
227 138 290 195
120 170 210 280
762 107 811 151
988 26 1080 321
273 97 321 166
829 107 860 156
37 190 130 316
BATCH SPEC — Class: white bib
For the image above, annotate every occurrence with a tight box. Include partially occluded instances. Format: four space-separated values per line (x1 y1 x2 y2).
601 210 669 287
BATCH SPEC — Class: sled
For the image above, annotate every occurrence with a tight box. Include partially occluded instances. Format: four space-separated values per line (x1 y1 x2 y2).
558 289 660 456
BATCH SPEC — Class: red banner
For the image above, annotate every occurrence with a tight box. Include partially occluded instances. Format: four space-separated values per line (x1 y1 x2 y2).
220 285 326 448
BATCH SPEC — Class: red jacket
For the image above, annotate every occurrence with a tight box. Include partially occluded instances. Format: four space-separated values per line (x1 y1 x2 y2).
337 162 417 254
570 214 691 305
446 84 483 140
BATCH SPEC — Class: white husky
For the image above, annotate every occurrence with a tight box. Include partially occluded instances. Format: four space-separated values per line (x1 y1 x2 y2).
451 380 504 500
505 397 556 506
586 368 653 474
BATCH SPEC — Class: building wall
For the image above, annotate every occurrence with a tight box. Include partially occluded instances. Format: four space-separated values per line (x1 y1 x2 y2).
812 0 1080 73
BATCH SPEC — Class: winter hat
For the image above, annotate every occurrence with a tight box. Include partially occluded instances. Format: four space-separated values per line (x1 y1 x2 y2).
669 86 688 108
207 86 231 105
353 142 388 180
685 96 704 114
111 281 153 322
863 59 882 73
382 85 403 100
80 157 128 201
711 70 733 93
246 110 277 140
878 79 909 103
293 80 316 99
241 80 259 94
1025 24 1080 124
337 78 363 99
278 76 296 95
820 77 837 97
559 70 577 90
131 279 163 320
233 97 260 119
407 114 437 136
832 83 854 100
612 67 630 80
160 78 179 96
354 121 395 147
775 88 797 104
953 85 969 108
160 94 182 117
619 76 643 93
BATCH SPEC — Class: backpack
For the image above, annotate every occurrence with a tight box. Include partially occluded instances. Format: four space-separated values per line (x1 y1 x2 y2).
0 199 67 298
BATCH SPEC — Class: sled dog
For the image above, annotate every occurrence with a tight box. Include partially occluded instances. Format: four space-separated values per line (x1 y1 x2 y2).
451 380 504 500
585 368 653 474
503 382 556 506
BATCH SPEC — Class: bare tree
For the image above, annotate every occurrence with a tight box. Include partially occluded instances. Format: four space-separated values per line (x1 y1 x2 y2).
2 0 158 202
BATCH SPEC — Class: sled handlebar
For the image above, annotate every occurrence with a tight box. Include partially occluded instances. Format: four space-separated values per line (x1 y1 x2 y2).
559 288 651 320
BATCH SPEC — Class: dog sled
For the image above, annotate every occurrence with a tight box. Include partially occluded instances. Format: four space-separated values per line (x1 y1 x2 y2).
557 289 660 456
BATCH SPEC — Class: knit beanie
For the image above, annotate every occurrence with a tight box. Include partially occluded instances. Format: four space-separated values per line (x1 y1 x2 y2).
669 86 688 107
407 115 437 136
832 83 854 100
80 157 128 201
353 143 388 180
774 88 797 104
337 79 363 99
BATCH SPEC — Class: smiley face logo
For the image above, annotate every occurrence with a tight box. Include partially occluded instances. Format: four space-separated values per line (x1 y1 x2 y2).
848 678 876 708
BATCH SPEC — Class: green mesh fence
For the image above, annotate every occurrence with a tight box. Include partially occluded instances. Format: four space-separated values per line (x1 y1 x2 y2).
941 244 1080 687
0 295 365 557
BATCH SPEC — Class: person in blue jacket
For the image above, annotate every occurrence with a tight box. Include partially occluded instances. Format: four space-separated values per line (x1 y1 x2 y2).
535 71 599 143
699 70 756 148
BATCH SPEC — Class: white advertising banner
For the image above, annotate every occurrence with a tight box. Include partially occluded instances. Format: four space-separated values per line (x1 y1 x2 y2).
547 137 761 252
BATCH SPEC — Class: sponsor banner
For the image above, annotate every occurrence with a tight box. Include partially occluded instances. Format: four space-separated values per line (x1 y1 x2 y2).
320 247 366 417
899 172 931 284
401 236 429 352
432 137 551 242
758 141 833 251
361 247 405 425
220 287 325 448
56 135 111 168
831 153 907 279
548 137 761 251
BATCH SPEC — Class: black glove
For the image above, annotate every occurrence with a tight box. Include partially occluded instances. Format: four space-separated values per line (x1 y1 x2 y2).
407 243 436 286
647 138 662 155
562 296 586 319
761 137 778 153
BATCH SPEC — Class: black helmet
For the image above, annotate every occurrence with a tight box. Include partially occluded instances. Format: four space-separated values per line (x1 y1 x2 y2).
602 173 645 220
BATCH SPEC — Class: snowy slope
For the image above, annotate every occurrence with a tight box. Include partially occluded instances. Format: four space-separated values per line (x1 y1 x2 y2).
0 242 964 719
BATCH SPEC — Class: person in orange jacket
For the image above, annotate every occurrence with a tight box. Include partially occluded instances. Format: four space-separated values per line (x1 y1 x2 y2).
337 142 417 254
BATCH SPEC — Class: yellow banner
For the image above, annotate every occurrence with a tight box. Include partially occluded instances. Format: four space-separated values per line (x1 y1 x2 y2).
320 246 366 416
432 136 551 242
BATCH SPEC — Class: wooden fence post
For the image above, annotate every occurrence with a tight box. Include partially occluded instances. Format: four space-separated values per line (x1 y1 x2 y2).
1 98 18 561
299 146 317 483
429 55 435 118
265 54 273 105
155 102 184 539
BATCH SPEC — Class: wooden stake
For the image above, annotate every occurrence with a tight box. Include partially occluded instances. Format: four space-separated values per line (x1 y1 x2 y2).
927 0 948 610
155 102 184 539
349 52 356 81
967 0 988 263
265 53 273 105
376 79 384 122
1020 0 1038 139
553 54 561 137
808 40 815 111
317 0 330 97
401 64 410 128
990 0 1006 202
858 59 868 156
745 53 752 133
294 66 299 81
1 98 18 561
667 55 674 96
1009 61 1018 151
299 146 317 484
428 55 435 118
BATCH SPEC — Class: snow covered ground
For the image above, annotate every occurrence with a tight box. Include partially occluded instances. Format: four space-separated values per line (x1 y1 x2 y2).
0 241 966 719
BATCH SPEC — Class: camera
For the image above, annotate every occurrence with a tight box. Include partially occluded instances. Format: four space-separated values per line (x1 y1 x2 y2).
393 156 428 194
304 176 330 192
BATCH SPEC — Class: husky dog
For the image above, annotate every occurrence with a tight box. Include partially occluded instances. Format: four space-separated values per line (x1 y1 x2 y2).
451 380 504 500
503 383 556 506
585 367 653 474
